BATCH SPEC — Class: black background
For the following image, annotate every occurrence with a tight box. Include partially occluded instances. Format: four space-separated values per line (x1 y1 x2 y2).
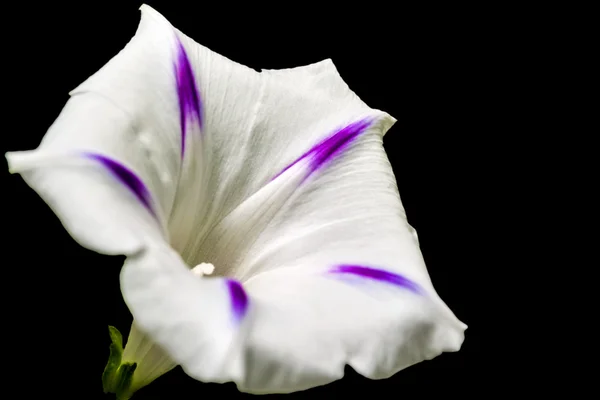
3 1 506 398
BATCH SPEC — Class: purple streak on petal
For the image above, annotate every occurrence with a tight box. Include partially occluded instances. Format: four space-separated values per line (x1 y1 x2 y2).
175 38 202 157
84 153 156 218
272 117 374 181
226 279 249 321
329 264 422 294
309 118 372 173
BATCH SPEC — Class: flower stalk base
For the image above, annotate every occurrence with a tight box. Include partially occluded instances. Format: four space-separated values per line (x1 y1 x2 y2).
102 326 138 400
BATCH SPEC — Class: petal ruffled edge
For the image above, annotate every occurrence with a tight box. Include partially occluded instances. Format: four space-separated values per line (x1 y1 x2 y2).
120 243 466 394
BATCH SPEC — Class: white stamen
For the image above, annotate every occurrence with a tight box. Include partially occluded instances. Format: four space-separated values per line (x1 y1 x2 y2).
191 262 214 276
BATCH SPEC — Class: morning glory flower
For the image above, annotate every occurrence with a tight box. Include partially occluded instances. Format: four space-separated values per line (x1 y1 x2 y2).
5 4 466 399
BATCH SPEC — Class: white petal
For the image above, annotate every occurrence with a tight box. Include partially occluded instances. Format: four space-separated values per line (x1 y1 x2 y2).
168 49 383 269
122 118 466 393
140 8 382 267
5 6 190 253
121 245 249 383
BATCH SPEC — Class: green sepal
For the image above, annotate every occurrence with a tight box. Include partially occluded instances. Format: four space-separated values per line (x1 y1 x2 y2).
102 326 123 393
102 326 138 400
114 362 137 400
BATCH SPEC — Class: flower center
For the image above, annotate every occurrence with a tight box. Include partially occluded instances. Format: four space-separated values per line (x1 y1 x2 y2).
191 262 215 276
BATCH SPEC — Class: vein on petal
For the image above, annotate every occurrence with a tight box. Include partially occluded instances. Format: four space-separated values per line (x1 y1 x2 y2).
329 264 422 293
272 116 375 182
84 152 157 218
175 36 202 157
226 279 249 321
